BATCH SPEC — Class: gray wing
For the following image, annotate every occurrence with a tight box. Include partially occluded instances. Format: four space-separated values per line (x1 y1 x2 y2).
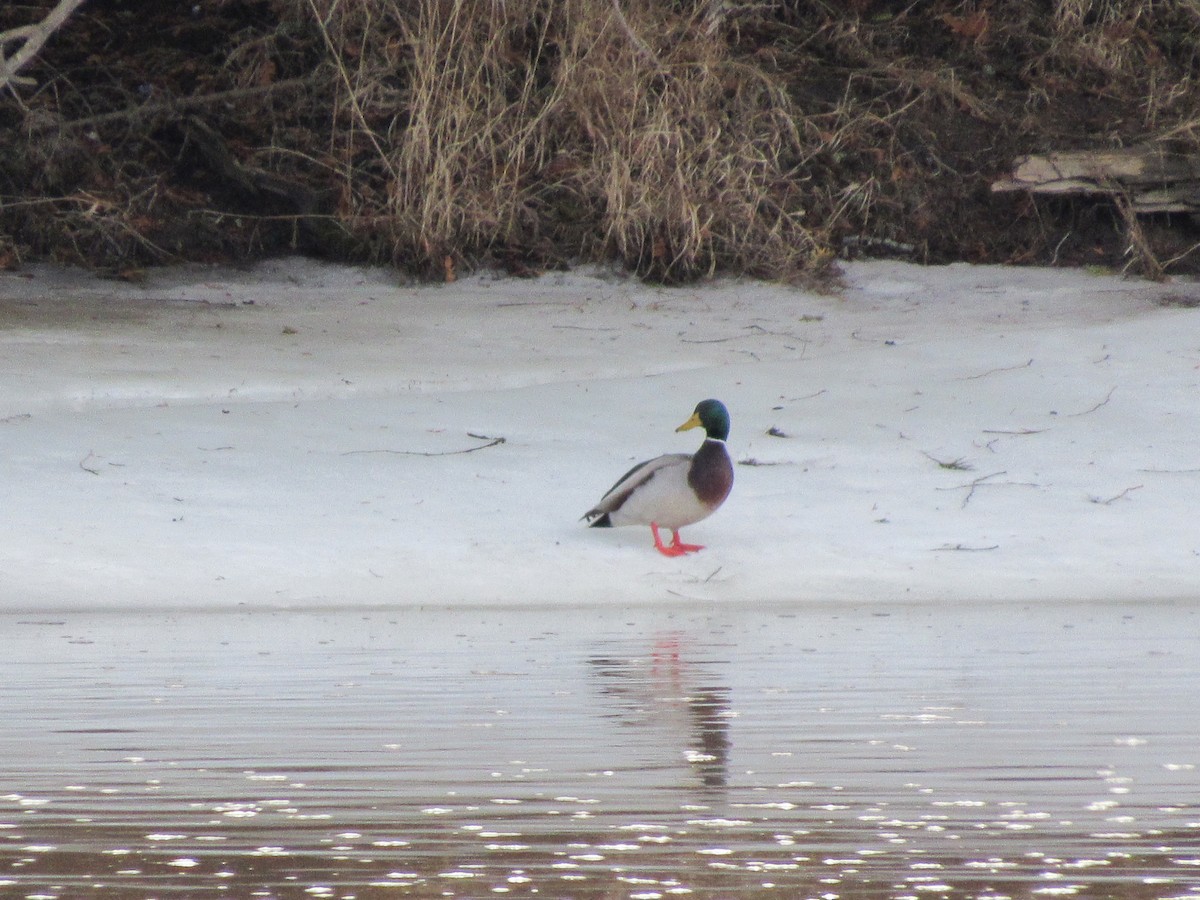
583 453 691 520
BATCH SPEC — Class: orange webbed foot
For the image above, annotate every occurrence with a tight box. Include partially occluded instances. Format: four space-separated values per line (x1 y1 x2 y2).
652 523 688 557
652 524 704 556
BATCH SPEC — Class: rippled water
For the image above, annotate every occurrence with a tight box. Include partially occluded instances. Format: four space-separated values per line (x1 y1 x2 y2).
1 601 1198 899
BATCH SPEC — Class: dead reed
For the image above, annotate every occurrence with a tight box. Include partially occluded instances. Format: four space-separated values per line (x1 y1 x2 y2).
304 0 828 280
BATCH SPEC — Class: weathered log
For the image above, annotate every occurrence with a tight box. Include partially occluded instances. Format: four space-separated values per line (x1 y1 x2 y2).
993 146 1200 213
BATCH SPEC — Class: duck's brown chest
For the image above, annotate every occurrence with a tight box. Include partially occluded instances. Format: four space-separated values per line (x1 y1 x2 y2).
688 440 734 509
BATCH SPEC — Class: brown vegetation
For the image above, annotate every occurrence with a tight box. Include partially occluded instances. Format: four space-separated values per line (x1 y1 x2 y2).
1 0 1198 281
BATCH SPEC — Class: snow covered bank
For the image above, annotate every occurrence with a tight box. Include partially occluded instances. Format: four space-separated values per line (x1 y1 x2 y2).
1 259 1197 609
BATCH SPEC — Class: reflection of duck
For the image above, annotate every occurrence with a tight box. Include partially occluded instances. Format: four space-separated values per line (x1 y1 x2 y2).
684 688 732 789
582 400 734 557
588 636 731 789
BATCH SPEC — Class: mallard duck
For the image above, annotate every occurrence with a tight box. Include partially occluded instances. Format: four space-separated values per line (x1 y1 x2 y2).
582 399 734 557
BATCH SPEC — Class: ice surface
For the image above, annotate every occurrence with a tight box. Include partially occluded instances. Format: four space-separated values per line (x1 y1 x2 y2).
1 259 1197 608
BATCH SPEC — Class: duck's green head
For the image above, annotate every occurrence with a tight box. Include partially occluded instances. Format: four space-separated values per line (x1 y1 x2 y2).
676 399 730 441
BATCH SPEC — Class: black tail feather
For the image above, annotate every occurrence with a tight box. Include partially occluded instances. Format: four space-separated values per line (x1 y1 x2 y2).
584 511 612 528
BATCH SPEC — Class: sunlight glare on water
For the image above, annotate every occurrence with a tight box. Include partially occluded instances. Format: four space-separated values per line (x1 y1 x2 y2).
0 602 1197 899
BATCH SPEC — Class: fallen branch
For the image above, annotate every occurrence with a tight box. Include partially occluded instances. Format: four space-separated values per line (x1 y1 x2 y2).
0 0 87 92
932 543 1000 552
342 433 506 457
993 146 1200 214
993 147 1199 278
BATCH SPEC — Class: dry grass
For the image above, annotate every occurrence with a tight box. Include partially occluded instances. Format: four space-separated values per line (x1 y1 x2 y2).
302 0 827 280
552 1 825 280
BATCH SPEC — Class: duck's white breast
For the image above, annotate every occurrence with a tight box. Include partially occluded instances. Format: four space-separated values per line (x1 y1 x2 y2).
607 457 714 530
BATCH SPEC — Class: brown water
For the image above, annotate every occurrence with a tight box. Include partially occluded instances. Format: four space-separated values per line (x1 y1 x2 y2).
0 602 1198 900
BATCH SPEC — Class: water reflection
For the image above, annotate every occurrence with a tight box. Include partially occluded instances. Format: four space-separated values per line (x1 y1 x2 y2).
589 634 731 789
0 603 1197 899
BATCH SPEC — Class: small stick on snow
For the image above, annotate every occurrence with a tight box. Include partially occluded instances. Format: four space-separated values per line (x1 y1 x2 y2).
79 451 100 475
1088 485 1143 505
956 358 1034 380
342 434 506 457
936 471 1043 508
936 470 1007 508
1064 386 1116 417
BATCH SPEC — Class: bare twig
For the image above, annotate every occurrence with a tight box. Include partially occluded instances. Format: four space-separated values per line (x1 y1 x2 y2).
936 469 1006 508
0 0 87 92
681 334 748 344
1116 193 1167 280
1063 386 1116 417
932 543 1000 552
956 358 1034 380
79 451 100 475
31 77 319 133
681 324 807 345
1088 485 1142 505
341 433 506 457
1161 239 1200 272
